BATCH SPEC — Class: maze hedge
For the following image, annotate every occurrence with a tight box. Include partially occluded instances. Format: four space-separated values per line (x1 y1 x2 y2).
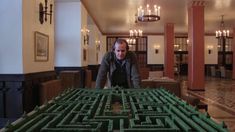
1 88 228 132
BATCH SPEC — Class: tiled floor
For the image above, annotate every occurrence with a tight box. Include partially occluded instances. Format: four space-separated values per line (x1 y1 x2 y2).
180 76 235 132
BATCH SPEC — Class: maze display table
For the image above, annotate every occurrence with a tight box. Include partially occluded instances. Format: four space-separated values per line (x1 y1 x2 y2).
142 78 181 97
1 88 228 132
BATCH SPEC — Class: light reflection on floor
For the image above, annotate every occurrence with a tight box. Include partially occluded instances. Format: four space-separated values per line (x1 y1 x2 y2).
181 76 235 132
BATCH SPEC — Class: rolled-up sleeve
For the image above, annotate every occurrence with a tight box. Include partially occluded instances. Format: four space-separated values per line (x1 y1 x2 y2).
130 53 141 88
95 53 109 89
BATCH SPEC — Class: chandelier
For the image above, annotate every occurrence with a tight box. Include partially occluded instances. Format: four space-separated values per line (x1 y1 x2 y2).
215 15 232 66
129 29 143 38
136 3 161 22
215 15 230 38
127 29 143 45
127 38 136 45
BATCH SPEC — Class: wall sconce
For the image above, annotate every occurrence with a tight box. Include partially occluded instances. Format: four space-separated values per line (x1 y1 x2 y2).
207 45 213 54
39 0 53 24
186 39 189 44
154 45 160 54
81 28 90 45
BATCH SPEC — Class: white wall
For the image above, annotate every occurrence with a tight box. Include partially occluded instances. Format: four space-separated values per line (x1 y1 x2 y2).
88 23 104 65
0 0 55 74
88 25 98 65
147 35 218 65
0 0 23 74
55 1 104 67
98 35 106 64
55 1 84 67
81 3 89 66
22 0 55 73
204 36 218 64
148 35 164 64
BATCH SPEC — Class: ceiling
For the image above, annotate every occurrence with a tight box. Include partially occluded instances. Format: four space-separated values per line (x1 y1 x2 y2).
81 0 235 35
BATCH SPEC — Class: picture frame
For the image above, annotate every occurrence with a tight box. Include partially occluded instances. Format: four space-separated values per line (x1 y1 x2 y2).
83 49 87 61
34 31 49 61
96 52 98 62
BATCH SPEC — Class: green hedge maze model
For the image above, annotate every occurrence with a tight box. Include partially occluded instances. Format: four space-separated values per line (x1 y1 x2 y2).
1 88 228 132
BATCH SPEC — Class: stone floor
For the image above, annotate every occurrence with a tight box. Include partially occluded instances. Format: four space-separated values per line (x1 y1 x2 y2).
180 76 235 132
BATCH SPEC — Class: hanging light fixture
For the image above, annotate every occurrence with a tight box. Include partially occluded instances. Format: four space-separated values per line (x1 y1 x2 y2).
129 29 143 38
136 1 161 22
215 15 230 38
215 15 232 66
127 38 136 45
127 29 142 45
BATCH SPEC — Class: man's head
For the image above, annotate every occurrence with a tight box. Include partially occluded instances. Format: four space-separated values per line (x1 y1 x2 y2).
113 39 129 60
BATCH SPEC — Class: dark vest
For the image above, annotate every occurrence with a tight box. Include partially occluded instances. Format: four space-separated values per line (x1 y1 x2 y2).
111 60 129 88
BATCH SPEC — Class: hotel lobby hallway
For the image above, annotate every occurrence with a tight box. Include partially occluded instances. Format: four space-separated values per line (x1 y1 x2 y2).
181 76 235 132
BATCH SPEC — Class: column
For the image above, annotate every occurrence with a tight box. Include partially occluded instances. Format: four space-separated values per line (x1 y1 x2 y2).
188 1 205 90
164 23 174 79
232 27 235 79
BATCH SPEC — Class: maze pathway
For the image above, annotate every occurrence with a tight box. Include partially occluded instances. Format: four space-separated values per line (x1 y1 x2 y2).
1 88 229 132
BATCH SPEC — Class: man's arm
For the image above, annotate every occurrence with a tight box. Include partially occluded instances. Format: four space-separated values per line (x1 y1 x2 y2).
95 53 110 89
130 52 141 88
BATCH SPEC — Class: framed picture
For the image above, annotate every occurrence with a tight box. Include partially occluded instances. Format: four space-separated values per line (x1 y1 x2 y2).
34 31 49 61
83 49 87 61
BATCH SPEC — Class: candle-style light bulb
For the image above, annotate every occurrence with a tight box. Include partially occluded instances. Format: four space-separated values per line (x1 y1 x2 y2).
158 6 160 16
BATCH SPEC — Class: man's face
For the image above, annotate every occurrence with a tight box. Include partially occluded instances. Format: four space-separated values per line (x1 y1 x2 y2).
114 43 127 60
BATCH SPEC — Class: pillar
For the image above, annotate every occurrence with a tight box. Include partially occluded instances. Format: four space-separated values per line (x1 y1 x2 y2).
164 23 174 79
232 27 235 79
188 1 205 90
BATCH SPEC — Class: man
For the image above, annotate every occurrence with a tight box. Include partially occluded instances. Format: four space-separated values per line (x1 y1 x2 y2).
95 38 141 89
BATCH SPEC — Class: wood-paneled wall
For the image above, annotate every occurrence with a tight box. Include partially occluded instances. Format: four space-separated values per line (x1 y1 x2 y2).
0 71 56 118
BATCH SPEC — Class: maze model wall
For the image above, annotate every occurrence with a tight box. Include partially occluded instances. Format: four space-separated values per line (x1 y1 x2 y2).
2 88 228 132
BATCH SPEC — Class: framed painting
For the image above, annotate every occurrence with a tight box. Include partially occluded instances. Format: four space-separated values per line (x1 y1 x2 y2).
83 49 87 61
34 31 49 61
